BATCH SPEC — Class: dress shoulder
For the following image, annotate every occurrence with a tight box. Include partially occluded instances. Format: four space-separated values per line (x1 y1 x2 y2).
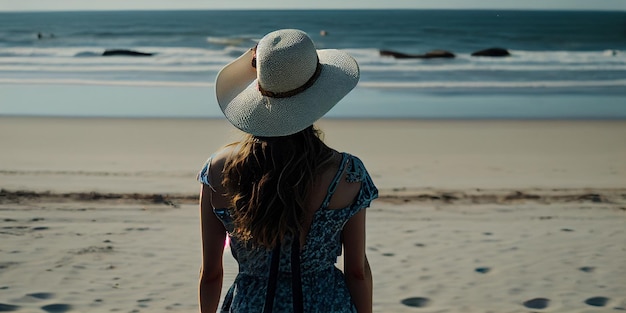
344 153 378 216
196 154 216 191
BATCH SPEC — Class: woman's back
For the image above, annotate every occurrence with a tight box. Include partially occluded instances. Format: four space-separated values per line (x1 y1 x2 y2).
198 151 378 312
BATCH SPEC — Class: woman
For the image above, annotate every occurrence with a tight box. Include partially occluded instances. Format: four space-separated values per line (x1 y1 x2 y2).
197 29 378 313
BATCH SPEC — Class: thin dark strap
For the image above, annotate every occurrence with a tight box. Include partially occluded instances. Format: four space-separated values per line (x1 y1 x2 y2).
263 243 281 313
321 152 349 209
291 237 304 313
263 237 304 313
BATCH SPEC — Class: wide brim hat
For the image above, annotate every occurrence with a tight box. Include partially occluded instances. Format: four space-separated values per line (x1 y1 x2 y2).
215 29 360 137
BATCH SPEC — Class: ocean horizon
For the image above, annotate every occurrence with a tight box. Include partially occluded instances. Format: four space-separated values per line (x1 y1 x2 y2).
1 9 625 119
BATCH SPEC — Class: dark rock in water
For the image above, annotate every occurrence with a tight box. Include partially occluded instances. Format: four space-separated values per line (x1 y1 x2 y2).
380 50 416 58
102 49 154 57
74 51 100 57
423 50 455 58
471 47 511 57
380 49 455 59
401 297 431 307
522 297 550 309
36 32 55 40
584 296 609 307
0 303 20 312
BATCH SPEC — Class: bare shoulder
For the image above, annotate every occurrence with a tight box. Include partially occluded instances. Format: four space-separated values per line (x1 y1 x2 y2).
210 146 236 167
207 146 236 191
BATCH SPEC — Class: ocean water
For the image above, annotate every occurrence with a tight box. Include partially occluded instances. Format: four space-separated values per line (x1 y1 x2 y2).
0 10 625 118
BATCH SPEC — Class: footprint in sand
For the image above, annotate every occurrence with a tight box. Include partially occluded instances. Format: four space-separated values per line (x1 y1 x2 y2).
401 297 431 308
0 303 20 312
27 292 55 300
579 266 596 273
0 263 20 271
41 304 72 313
137 298 152 308
523 297 550 309
584 296 609 307
475 267 491 274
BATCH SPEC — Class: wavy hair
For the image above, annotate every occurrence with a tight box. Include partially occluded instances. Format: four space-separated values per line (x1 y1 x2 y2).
222 125 335 249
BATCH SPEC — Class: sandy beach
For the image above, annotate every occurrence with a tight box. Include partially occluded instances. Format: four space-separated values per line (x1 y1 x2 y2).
1 117 625 312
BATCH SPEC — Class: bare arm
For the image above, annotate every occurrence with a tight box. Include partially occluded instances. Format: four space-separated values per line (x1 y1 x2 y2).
198 183 226 312
342 209 372 313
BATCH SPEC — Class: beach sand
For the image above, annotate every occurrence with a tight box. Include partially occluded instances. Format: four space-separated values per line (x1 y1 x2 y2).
1 117 625 312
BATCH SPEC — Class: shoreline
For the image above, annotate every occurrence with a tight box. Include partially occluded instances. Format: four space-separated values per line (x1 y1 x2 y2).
2 84 626 119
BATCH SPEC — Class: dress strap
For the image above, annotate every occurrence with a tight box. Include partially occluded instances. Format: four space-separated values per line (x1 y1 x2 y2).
263 243 281 313
320 152 349 210
290 238 304 313
262 237 304 313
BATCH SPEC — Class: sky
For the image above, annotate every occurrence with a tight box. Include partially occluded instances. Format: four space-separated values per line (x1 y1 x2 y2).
0 0 624 12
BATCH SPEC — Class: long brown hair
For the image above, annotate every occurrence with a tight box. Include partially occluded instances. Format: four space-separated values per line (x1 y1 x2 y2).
222 125 335 249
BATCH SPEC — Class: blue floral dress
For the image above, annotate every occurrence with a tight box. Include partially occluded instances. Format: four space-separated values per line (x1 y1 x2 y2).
197 152 378 313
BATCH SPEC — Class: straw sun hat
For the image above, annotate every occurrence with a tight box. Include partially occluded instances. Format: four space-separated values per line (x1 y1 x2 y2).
215 29 360 137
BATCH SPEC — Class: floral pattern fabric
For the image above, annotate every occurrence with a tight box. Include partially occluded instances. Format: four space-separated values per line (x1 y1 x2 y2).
197 152 378 312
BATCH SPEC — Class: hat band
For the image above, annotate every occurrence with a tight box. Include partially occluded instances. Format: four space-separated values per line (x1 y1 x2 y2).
258 61 322 99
